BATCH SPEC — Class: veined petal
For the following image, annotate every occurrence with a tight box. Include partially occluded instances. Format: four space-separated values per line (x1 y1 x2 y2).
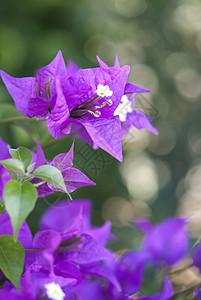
77 116 123 162
26 97 49 119
136 276 174 300
62 167 95 193
66 60 79 78
96 56 109 69
114 55 120 68
37 50 67 97
51 143 74 170
0 70 37 117
124 83 150 94
34 139 46 170
40 200 92 233
47 167 95 194
125 110 159 135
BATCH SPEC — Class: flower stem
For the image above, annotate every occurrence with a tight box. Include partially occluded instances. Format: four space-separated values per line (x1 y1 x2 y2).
0 116 38 125
24 249 44 253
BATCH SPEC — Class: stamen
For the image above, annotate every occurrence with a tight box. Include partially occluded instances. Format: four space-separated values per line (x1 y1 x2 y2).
44 76 51 99
78 95 101 110
34 82 41 97
106 99 113 106
87 110 101 117
91 99 113 111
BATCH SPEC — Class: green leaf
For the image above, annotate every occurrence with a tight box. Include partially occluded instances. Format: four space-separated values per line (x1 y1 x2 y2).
6 168 18 180
9 147 32 170
3 180 38 240
27 162 35 173
0 159 25 173
0 235 24 289
33 165 67 193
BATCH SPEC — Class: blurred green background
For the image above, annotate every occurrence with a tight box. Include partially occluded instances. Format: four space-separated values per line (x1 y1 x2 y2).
0 0 201 256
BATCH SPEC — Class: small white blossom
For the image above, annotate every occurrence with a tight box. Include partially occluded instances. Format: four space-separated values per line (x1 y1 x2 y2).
114 95 133 122
96 84 113 98
45 282 65 300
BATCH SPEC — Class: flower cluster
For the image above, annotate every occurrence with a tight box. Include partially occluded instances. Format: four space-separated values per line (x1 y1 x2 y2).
0 199 192 299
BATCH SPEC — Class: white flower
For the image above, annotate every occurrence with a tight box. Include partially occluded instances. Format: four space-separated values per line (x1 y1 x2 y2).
45 282 65 300
114 95 133 122
96 84 113 97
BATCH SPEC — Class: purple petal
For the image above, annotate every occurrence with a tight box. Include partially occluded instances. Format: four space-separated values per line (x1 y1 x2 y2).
77 116 123 161
142 217 189 266
0 290 22 300
37 50 67 97
116 250 150 295
61 167 96 193
33 230 62 270
0 212 32 249
74 281 105 300
195 287 201 299
34 139 46 170
51 143 74 170
34 180 53 198
136 276 174 300
54 261 82 284
125 110 159 135
80 261 121 291
66 60 79 78
33 229 61 253
114 56 120 68
124 83 150 94
40 199 92 233
26 96 49 119
56 234 114 265
96 56 109 69
0 70 37 117
87 221 113 246
0 138 11 160
132 217 153 234
46 78 70 139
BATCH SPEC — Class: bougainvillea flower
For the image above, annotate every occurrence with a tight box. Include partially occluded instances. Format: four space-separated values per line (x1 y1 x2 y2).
136 276 173 300
1 52 130 161
31 199 117 291
35 202 114 266
47 66 130 161
134 217 189 266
